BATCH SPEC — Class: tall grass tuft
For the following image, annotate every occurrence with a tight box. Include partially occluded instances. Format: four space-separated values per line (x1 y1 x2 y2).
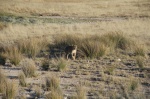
0 69 7 93
101 32 131 50
2 80 18 99
134 44 146 57
17 38 48 58
136 56 144 69
75 85 86 99
45 76 60 91
50 58 68 72
20 58 37 77
45 90 63 99
18 71 27 87
79 41 107 59
2 46 23 65
53 34 83 49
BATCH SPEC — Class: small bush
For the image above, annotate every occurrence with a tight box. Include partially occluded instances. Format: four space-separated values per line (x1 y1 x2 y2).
2 46 23 65
101 32 131 50
53 34 82 49
18 38 48 58
0 69 7 93
129 80 139 91
2 80 17 99
20 58 37 77
45 76 60 91
34 86 42 98
45 90 63 99
18 72 27 87
50 58 68 72
75 85 86 99
134 45 146 57
136 56 144 69
41 60 49 71
79 41 107 59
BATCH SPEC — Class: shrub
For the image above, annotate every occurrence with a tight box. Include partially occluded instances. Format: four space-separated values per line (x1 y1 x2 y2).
99 32 131 51
41 59 49 71
18 38 48 58
45 76 60 91
0 69 7 93
18 72 27 87
45 90 63 99
75 85 86 99
134 44 146 57
53 33 83 49
2 46 23 65
20 58 37 77
79 40 107 59
50 58 68 72
136 56 144 69
2 80 17 99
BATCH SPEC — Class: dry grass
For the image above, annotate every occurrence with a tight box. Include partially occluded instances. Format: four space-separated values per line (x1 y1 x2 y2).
45 76 60 91
2 80 18 99
1 46 23 65
18 71 27 87
75 85 87 99
0 0 149 17
17 38 48 58
50 58 68 72
20 58 37 77
45 90 63 99
0 68 7 93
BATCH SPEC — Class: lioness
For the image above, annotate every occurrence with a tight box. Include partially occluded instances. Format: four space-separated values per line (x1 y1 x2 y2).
65 45 77 60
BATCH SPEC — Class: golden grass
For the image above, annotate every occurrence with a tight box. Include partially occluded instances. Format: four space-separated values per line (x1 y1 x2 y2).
17 38 48 58
18 71 27 87
20 58 37 77
1 46 23 65
0 0 149 17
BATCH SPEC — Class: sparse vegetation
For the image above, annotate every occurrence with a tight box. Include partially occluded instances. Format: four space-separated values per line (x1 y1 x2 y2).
20 58 37 77
0 0 149 98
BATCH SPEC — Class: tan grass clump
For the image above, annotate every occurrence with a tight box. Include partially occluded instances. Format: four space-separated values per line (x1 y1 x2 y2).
45 76 60 91
50 58 68 72
45 90 63 99
20 58 37 77
1 46 23 65
0 69 7 93
0 22 7 30
53 34 83 49
17 38 48 58
75 85 87 99
18 71 27 87
101 32 131 50
133 44 146 57
2 80 18 99
79 41 107 59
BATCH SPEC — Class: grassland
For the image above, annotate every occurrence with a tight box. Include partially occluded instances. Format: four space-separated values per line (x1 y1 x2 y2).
0 0 150 99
